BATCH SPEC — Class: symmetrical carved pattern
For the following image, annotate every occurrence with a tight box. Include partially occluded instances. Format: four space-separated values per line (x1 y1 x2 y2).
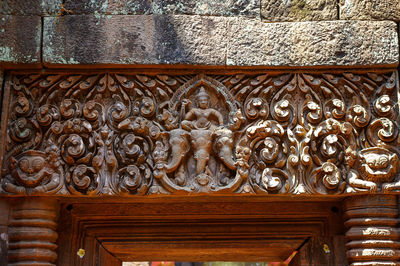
344 195 400 265
1 71 399 195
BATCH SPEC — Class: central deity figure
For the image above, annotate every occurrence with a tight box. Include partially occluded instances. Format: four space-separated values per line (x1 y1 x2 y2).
182 86 224 131
181 87 224 176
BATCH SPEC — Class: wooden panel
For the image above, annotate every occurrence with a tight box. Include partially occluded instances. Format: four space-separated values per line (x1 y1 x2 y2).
97 241 122 266
0 199 9 266
103 238 305 262
294 236 348 265
57 199 345 265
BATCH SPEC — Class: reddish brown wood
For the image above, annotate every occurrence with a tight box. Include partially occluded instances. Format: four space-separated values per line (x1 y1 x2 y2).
1 69 397 266
97 242 122 266
75 236 121 266
7 198 59 266
344 195 400 265
0 199 10 266
293 236 348 265
1 71 399 196
57 199 345 265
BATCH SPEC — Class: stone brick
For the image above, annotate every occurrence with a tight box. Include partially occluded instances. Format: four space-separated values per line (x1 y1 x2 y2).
42 15 399 67
0 16 41 65
226 19 398 67
261 0 337 21
43 15 157 65
152 0 260 17
154 15 228 64
60 0 259 17
63 0 152 15
0 0 61 16
43 15 228 65
340 0 400 22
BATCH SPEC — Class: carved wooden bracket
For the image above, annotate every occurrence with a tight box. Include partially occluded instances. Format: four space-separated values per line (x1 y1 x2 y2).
0 71 399 196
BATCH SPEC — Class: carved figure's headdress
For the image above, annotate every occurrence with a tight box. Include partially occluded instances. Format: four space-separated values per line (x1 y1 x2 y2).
196 86 209 99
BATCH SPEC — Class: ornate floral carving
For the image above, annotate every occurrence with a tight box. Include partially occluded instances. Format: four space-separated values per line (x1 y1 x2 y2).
1 71 399 196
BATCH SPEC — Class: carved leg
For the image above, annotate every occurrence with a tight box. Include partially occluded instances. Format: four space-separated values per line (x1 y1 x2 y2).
348 171 377 192
344 195 400 266
8 198 59 266
383 181 400 192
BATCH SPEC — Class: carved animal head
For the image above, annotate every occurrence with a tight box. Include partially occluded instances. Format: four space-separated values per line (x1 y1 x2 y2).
10 150 50 187
359 147 398 182
169 129 190 153
213 128 233 150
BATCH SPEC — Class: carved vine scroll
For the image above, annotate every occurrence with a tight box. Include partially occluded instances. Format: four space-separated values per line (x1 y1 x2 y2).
1 71 399 196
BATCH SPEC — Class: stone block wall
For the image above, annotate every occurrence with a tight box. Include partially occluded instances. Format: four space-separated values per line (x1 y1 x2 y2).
0 0 399 68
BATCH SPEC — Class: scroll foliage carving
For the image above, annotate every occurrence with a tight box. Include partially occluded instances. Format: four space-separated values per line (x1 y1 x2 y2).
1 71 399 196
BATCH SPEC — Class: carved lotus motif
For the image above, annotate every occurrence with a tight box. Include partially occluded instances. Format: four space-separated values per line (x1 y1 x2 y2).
115 133 149 165
320 162 341 190
321 134 339 158
244 97 268 120
311 119 357 169
359 147 398 183
260 137 279 163
61 134 86 164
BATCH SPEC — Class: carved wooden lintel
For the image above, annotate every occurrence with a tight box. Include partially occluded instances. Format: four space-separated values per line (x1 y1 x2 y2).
0 71 399 196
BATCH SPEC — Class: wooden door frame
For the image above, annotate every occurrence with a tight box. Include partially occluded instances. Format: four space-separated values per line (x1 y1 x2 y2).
57 197 347 265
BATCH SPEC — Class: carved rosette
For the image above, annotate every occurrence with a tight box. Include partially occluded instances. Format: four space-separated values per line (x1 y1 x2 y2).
1 71 399 196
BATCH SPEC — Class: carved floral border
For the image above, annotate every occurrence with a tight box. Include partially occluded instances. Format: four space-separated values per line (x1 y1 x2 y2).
1 71 399 196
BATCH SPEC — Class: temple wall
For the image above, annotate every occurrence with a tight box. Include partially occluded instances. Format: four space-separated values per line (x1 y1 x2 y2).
0 0 399 68
1 1 400 265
